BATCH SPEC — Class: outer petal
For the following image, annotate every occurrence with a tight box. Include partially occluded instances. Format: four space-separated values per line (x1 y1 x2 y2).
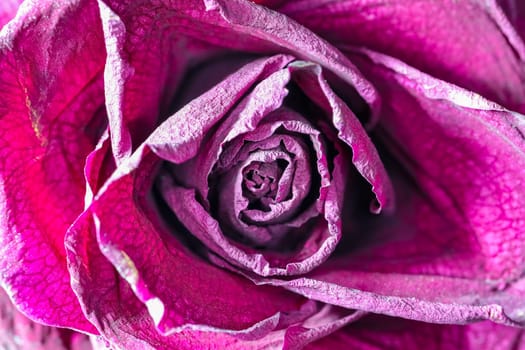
69 211 364 350
276 0 525 113
0 0 21 28
0 287 92 350
99 0 379 161
306 316 525 350
97 0 196 163
351 49 525 282
0 0 105 332
67 211 267 350
499 0 525 41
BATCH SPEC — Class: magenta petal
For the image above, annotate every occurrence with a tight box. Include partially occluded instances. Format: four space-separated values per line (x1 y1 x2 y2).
83 129 114 206
254 50 525 326
98 1 199 163
0 287 91 350
278 0 525 113
0 0 105 333
68 212 362 349
0 0 21 28
100 0 380 125
235 50 525 326
307 316 525 350
353 49 525 282
88 147 318 335
66 148 367 348
165 55 293 202
67 210 263 350
204 0 380 116
499 0 525 43
289 61 394 213
252 272 523 326
148 55 292 164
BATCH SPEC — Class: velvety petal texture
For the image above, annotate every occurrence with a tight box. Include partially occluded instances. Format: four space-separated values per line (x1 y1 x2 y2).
0 0 105 332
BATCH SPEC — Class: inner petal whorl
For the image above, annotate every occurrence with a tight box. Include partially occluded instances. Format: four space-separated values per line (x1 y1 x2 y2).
214 132 315 247
243 159 288 209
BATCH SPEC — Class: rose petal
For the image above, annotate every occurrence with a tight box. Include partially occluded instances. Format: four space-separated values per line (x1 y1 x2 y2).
204 0 380 117
217 139 308 241
0 0 21 28
148 55 293 164
0 0 105 332
0 287 92 350
98 0 207 163
306 316 525 350
83 128 114 208
94 147 320 334
167 56 293 202
248 271 523 326
154 69 348 275
289 61 394 213
147 56 338 276
277 0 525 113
352 49 525 282
99 0 380 159
499 0 525 42
67 148 365 348
67 210 268 350
245 52 525 326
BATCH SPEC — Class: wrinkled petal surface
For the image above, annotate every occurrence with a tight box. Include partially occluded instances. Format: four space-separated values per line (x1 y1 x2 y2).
0 0 105 332
153 56 392 277
306 316 525 350
0 287 92 350
233 50 525 327
352 49 525 282
66 146 366 348
275 0 525 113
99 0 380 162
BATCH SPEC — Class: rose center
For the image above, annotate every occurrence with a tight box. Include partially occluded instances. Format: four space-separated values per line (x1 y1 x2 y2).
209 131 320 247
243 159 288 210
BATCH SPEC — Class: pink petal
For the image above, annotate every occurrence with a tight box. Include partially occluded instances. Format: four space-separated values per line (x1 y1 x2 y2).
277 0 525 113
289 61 394 213
499 0 525 42
236 50 525 326
67 210 264 350
352 49 525 282
306 316 525 350
0 287 92 350
0 0 105 332
99 0 380 163
66 150 365 348
251 271 523 326
0 0 21 28
98 1 199 163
